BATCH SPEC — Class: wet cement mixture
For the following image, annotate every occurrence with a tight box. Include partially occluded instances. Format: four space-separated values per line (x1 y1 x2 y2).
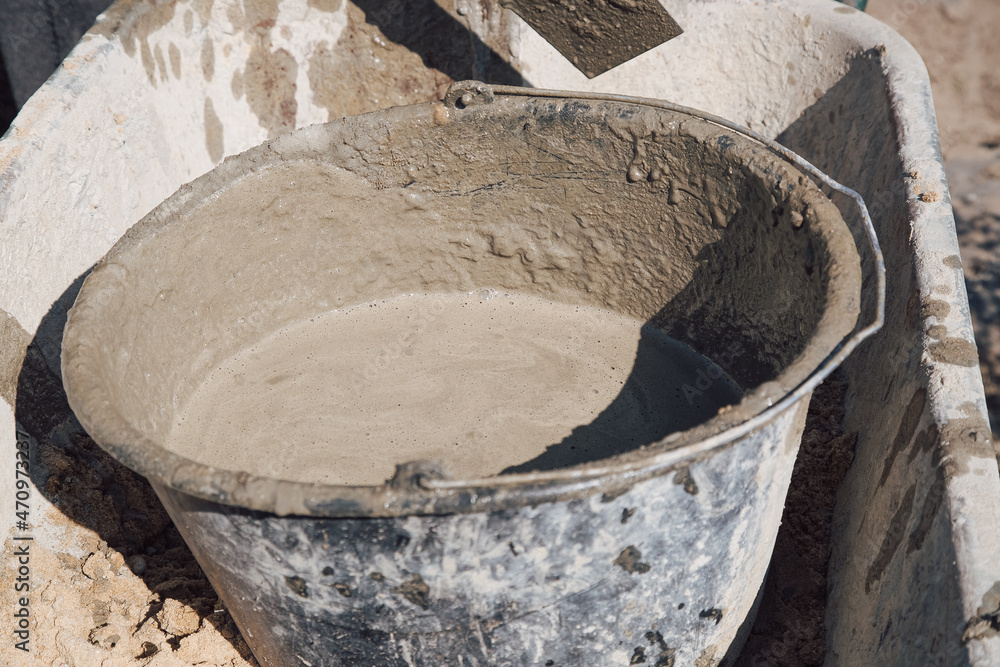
168 291 740 485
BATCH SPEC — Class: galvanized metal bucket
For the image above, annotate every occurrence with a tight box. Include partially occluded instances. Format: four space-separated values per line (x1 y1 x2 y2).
60 83 883 666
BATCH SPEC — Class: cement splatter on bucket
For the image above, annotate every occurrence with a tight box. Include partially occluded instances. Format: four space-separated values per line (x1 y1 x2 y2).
60 83 883 666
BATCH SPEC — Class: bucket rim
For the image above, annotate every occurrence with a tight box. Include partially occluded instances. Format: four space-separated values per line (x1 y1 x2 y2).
61 83 885 518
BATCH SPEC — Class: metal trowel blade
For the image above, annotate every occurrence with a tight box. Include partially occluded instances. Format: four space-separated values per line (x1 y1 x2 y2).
500 0 683 79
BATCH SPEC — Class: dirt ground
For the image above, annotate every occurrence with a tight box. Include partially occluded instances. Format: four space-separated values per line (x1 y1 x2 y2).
0 0 997 666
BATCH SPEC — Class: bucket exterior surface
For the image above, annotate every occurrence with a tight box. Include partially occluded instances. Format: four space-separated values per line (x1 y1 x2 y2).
156 404 808 667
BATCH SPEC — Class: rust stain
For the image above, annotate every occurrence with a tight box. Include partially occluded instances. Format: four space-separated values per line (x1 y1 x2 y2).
242 43 298 138
228 0 298 138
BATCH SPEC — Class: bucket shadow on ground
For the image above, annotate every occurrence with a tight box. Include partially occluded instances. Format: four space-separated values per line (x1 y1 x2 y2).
17 273 259 664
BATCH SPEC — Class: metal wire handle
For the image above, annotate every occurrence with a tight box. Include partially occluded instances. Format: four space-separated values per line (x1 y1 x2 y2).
422 83 886 492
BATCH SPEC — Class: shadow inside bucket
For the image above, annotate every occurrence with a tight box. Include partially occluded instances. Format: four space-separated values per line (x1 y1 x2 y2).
503 325 743 473
15 273 258 664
